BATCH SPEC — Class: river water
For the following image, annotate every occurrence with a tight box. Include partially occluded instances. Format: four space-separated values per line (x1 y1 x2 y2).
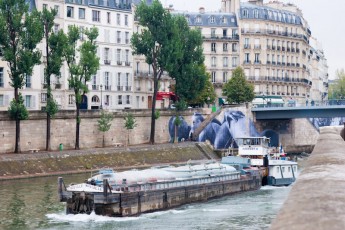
0 172 292 230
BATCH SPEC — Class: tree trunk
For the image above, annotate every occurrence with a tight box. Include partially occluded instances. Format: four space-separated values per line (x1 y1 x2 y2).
149 71 159 145
75 106 80 150
46 114 51 150
14 88 20 153
102 133 105 148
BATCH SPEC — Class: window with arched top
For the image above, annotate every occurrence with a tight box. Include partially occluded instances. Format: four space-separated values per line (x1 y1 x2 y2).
92 95 100 102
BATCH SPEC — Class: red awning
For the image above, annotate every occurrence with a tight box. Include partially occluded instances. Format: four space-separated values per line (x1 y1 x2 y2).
156 92 176 101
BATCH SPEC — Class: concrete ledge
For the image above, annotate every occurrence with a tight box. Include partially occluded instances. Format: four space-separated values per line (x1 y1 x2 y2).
270 126 345 230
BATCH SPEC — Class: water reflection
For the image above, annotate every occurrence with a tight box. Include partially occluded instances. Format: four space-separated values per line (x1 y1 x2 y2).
7 191 27 229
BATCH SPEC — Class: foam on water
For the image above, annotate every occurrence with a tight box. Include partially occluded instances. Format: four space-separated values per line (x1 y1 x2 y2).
260 185 290 191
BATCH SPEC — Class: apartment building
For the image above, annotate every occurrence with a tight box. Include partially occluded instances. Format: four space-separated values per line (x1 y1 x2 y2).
0 0 134 111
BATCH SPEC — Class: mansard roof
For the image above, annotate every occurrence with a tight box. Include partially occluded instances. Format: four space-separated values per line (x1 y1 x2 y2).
174 11 238 27
65 0 132 11
240 2 302 26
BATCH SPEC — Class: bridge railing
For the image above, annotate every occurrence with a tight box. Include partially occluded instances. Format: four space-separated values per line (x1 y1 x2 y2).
253 99 345 108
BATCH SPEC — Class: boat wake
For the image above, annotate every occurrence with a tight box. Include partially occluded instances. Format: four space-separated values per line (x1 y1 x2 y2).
260 185 290 191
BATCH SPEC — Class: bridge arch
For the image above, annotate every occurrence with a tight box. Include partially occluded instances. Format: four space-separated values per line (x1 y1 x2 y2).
260 129 279 147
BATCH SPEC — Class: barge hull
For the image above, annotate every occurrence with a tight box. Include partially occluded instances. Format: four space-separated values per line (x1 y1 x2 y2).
63 176 261 217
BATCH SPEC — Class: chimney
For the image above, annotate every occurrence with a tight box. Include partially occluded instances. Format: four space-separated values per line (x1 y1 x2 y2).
199 7 205 14
248 0 263 6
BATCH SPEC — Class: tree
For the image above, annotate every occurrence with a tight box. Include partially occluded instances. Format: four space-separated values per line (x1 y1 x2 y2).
222 67 255 104
124 113 137 146
63 26 100 149
0 0 44 153
98 111 113 148
131 0 176 145
168 16 207 103
188 72 217 107
41 7 66 151
328 69 345 100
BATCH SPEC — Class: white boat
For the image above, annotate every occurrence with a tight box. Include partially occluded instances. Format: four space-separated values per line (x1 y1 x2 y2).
233 136 297 186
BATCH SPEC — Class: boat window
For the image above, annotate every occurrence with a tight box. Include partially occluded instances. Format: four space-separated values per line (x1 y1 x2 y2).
282 167 285 172
277 167 280 173
288 167 290 172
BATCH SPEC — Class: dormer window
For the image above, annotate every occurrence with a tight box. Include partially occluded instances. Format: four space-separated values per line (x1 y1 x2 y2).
268 11 272 19
196 16 201 23
254 9 259 18
210 16 215 23
185 15 190 23
221 16 227 24
243 9 248 18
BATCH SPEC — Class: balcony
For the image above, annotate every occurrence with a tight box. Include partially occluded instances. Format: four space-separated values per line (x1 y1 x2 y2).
282 62 285 66
125 61 131 66
254 45 261 50
302 50 306 55
117 61 122 66
272 46 276 50
55 83 62 89
291 48 296 52
104 85 111 91
92 85 99 90
203 34 239 41
287 47 291 52
254 60 261 65
125 86 132 91
277 46 281 51
282 47 285 51
266 45 271 50
136 87 141 91
125 39 129 44
287 63 291 66
277 62 281 65
296 48 300 53
291 63 296 67
272 61 276 65
243 60 251 65
244 44 251 49
266 61 271 65
296 63 300 67
104 60 111 65
117 86 123 91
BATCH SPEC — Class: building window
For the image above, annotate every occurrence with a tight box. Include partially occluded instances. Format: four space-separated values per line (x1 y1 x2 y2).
232 57 237 67
0 95 3 106
67 6 74 18
223 72 228 83
117 49 121 62
211 43 216 52
107 12 111 23
211 28 216 38
254 53 260 63
104 72 110 90
196 16 201 23
92 10 100 22
242 9 248 18
0 68 3 87
223 43 228 51
232 43 238 52
223 57 228 67
254 9 259 18
117 13 121 25
92 95 99 103
211 57 216 67
104 47 110 62
25 74 31 88
210 16 215 23
245 53 250 63
41 93 47 103
54 24 60 34
126 95 130 104
79 8 85 19
125 15 128 26
221 17 227 24
25 95 31 108
118 95 122 104
117 31 121 43
68 94 74 105
211 72 216 83
117 73 121 87
125 32 129 44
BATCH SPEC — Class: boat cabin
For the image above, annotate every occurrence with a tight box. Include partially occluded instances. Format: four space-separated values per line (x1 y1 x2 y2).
236 137 270 159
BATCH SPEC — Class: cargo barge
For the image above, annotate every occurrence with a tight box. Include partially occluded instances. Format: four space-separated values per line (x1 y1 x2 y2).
58 161 262 217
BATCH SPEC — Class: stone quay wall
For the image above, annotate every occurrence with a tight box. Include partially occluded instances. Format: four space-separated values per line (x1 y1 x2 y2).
0 109 209 153
270 126 345 230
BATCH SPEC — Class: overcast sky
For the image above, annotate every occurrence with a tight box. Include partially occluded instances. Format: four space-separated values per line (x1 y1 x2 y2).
162 0 345 80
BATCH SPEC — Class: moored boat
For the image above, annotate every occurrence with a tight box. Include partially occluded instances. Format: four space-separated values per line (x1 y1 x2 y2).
58 162 262 217
231 136 298 186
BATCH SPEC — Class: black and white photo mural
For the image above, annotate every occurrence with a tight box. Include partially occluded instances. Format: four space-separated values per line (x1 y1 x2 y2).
309 117 345 130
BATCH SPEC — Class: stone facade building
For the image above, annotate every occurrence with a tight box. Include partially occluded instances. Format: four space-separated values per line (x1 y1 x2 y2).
0 0 327 111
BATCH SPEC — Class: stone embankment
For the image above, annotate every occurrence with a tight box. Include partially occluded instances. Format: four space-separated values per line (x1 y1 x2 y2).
0 142 218 180
270 126 345 230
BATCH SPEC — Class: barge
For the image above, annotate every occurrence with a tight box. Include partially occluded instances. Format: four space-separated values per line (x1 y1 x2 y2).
58 162 262 217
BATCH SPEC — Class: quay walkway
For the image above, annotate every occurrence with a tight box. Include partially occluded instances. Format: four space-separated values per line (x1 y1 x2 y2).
270 126 345 230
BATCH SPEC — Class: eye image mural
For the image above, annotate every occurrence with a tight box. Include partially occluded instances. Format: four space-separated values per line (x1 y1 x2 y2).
168 109 345 149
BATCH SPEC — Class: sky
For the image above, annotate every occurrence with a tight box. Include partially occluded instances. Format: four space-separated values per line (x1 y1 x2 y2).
161 0 345 80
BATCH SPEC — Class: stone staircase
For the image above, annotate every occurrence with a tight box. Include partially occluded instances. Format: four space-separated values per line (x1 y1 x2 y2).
192 108 223 141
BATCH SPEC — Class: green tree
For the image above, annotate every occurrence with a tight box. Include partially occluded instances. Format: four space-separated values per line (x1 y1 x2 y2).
0 0 44 153
98 111 114 148
131 0 176 145
63 26 100 149
168 16 207 103
222 67 255 104
328 69 345 100
124 113 137 146
188 73 217 107
41 7 66 151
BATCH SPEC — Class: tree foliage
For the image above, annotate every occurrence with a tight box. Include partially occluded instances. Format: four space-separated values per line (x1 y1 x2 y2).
131 0 177 144
0 0 44 153
63 26 100 149
98 111 113 147
8 94 28 121
328 69 345 99
188 72 217 106
222 67 255 104
124 113 137 146
168 16 207 102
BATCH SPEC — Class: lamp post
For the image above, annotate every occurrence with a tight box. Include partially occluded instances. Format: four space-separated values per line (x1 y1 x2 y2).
100 84 103 110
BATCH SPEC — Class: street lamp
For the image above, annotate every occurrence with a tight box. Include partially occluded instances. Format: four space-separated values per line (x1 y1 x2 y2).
100 84 103 110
